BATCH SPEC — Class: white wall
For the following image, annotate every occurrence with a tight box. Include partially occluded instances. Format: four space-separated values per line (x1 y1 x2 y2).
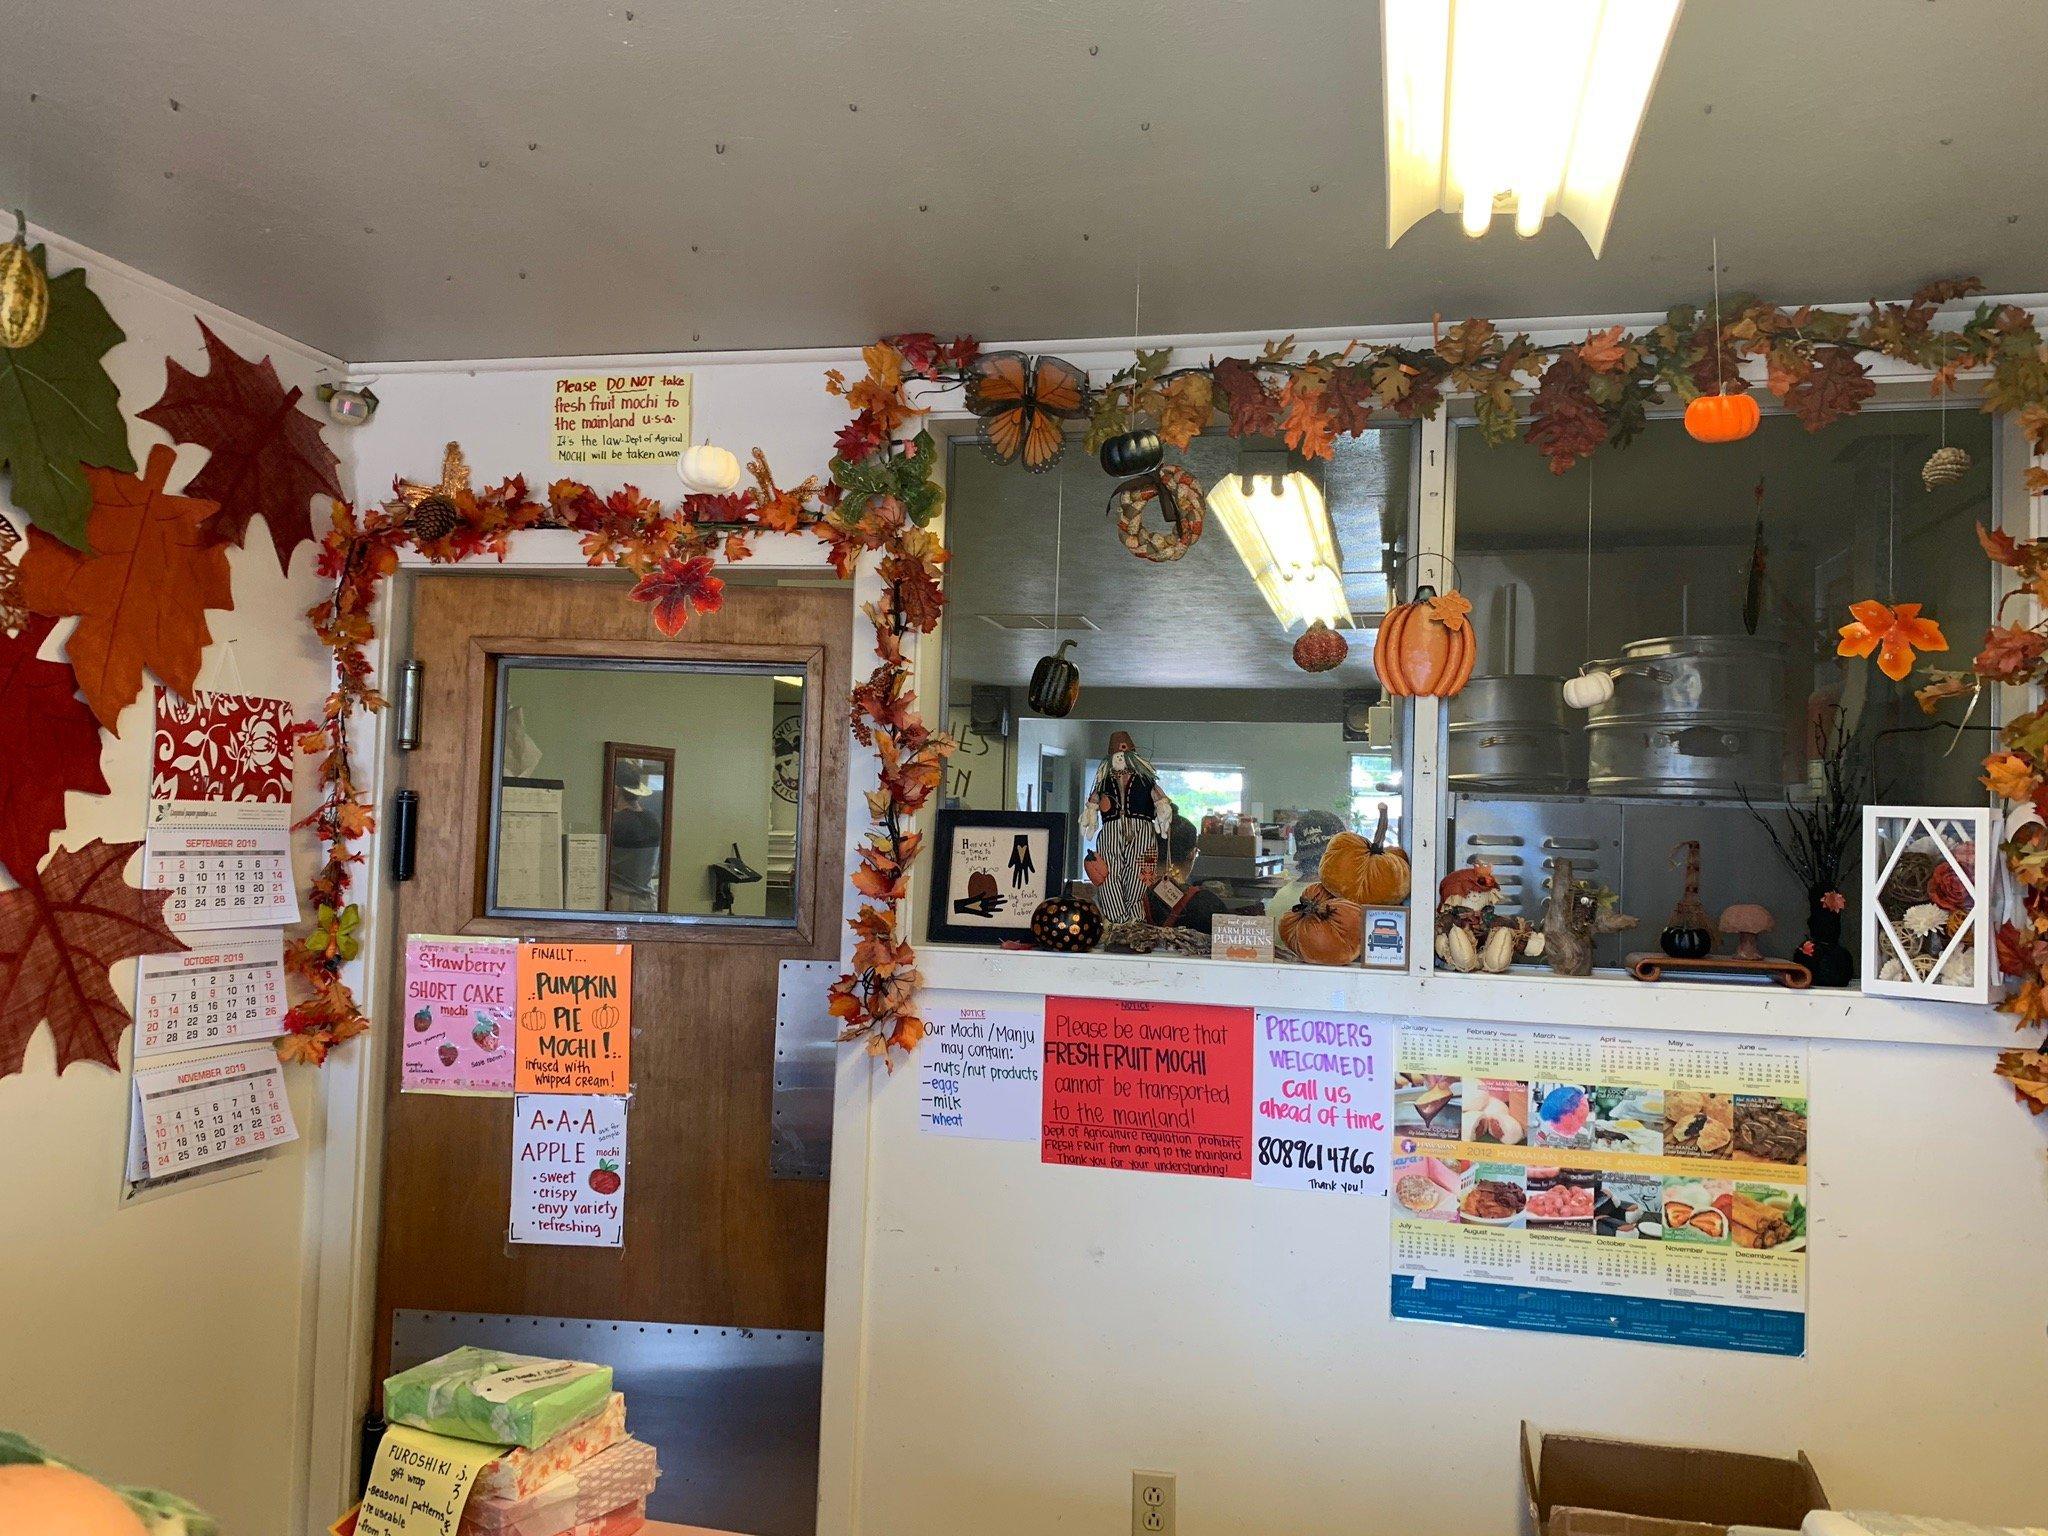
0 228 341 1531
339 319 2048 1535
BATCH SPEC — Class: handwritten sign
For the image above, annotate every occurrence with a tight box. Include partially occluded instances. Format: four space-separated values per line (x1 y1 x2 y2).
515 942 631 1094
510 1093 627 1246
918 989 1045 1140
403 936 515 1094
1250 1008 1390 1196
354 1423 499 1536
552 371 692 464
1041 996 1252 1179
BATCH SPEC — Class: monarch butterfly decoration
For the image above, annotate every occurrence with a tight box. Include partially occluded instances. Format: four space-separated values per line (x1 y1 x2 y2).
965 351 1091 472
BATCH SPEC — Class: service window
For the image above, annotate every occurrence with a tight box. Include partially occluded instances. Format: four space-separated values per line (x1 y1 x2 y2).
1445 404 1997 973
942 427 1419 921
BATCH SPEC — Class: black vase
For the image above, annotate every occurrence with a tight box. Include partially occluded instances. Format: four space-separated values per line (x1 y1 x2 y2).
1803 886 1854 987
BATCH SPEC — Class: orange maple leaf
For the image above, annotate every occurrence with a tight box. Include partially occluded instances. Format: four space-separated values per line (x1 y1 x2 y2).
1425 589 1473 632
1836 599 1946 682
18 444 236 732
1983 752 2037 801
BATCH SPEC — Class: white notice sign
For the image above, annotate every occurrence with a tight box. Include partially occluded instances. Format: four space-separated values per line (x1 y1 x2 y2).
917 989 1045 1141
1249 1007 1391 1197
510 1093 627 1246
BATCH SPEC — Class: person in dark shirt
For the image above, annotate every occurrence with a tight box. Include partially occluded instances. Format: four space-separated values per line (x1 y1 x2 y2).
1143 815 1229 935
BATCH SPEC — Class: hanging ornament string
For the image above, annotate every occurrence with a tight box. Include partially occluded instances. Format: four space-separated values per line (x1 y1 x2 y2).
1712 236 1724 397
1583 462 1596 660
1051 470 1065 639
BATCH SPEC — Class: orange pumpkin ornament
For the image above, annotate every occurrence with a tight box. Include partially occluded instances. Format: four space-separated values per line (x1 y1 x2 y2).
1317 804 1411 905
1278 884 1364 966
1373 586 1475 697
1683 389 1760 444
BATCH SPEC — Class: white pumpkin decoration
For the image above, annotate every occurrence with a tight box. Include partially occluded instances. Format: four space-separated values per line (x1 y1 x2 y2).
676 442 741 494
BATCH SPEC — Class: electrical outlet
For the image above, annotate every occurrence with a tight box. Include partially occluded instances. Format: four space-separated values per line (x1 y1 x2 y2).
1131 1470 1176 1536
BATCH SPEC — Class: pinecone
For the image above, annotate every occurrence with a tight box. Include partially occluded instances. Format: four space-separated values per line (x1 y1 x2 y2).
411 493 461 543
1921 445 1972 490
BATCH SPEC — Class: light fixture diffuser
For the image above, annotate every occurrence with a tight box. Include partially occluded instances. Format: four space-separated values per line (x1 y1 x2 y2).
1205 461 1353 633
1381 0 1682 256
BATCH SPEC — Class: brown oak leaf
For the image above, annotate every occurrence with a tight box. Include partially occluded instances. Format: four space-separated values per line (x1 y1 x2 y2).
0 839 182 1077
18 444 236 732
137 319 343 573
1976 624 2048 681
1772 344 1876 432
1212 358 1279 438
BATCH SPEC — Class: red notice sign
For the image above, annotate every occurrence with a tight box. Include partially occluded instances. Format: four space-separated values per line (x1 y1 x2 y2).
1040 996 1254 1178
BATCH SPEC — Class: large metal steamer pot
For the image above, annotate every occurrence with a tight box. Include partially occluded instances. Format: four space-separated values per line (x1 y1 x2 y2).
1447 675 1581 793
1586 635 1788 797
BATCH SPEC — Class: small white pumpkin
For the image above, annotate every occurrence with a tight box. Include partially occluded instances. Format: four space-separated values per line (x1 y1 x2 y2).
676 442 741 494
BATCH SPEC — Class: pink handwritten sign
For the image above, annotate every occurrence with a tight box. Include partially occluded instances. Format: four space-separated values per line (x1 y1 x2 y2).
401 935 516 1093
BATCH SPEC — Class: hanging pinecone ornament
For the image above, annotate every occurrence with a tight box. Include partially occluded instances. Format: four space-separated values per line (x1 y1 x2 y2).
1921 445 1972 490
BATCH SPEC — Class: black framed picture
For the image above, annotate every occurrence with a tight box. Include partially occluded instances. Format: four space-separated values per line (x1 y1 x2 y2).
926 809 1068 946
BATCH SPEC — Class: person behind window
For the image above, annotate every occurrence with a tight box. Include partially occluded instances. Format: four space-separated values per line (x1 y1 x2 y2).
1082 730 1172 923
1144 815 1230 935
608 764 662 912
1266 808 1345 918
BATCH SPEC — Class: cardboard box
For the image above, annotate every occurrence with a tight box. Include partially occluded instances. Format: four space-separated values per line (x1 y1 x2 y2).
1522 1422 1828 1536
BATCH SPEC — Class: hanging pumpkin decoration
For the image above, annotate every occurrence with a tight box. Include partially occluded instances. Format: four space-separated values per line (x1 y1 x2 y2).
1110 466 1204 562
1099 428 1163 478
1278 885 1364 966
1028 638 1082 717
1292 620 1347 673
0 210 50 350
1317 804 1411 906
1373 586 1475 698
1683 389 1760 444
676 442 742 494
1031 887 1104 952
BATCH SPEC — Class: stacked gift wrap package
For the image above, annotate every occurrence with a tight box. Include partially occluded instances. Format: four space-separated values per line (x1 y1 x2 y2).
383 1348 660 1536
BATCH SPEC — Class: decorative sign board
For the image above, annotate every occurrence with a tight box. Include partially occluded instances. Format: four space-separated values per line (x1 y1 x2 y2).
551 371 693 464
402 935 517 1094
1389 1020 1809 1356
351 1422 499 1536
510 1093 628 1246
515 942 632 1094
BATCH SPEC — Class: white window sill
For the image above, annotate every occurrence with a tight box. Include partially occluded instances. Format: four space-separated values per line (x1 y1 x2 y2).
915 944 2007 1049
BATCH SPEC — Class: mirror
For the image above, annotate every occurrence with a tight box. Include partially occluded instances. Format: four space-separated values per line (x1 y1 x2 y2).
488 657 806 925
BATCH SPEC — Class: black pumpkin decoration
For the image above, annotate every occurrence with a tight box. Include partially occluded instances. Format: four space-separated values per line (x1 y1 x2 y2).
1659 924 1713 960
1099 428 1164 478
1028 638 1081 718
1031 888 1104 952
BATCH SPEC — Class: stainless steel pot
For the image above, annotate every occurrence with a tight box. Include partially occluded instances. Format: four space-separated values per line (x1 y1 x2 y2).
1448 674 1582 793
1586 635 1788 797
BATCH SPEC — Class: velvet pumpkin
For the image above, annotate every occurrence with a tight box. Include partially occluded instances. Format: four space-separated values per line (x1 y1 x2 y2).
1278 884 1363 966
1317 806 1411 906
1292 620 1347 673
1683 389 1760 444
1372 586 1475 697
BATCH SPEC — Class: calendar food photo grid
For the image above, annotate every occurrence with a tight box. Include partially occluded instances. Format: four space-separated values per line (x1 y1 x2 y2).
1389 1021 1809 1357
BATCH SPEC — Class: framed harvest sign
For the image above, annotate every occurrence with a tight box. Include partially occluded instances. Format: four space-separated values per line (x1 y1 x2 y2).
926 809 1067 946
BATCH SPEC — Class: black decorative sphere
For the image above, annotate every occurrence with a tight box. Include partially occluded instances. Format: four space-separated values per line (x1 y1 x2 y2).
1031 893 1104 952
1660 925 1712 960
1099 429 1163 479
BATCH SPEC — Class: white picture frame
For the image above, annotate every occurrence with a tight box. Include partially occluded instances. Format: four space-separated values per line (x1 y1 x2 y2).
1860 805 1995 1004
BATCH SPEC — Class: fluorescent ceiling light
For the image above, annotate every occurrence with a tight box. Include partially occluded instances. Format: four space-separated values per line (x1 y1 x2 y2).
1382 0 1682 255
1205 467 1353 632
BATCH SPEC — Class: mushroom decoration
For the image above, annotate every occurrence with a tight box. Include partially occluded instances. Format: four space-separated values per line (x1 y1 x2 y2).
1718 903 1776 961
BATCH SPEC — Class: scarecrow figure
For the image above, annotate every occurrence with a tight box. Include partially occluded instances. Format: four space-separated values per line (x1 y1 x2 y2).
1082 729 1173 923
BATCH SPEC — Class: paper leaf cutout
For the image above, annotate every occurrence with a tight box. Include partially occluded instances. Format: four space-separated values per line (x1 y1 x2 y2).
0 246 134 549
0 839 182 1078
18 443 235 732
137 319 342 573
0 613 110 881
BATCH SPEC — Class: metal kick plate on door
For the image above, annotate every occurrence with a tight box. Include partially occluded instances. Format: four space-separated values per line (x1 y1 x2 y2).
772 958 839 1180
390 1311 823 1536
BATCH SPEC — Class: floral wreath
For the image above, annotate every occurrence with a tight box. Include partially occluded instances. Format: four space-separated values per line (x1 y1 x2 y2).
286 289 2048 1117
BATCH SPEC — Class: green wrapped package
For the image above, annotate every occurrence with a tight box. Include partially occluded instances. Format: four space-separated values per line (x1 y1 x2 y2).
382 1347 614 1449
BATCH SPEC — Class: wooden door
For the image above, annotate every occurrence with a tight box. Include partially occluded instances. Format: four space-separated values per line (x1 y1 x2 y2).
372 572 851 1374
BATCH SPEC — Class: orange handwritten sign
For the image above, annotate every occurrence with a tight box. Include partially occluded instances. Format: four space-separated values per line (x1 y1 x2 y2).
515 942 632 1094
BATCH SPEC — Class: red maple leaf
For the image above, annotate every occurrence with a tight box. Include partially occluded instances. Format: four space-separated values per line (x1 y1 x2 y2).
835 413 887 463
0 839 183 1077
0 614 109 881
18 444 236 732
629 555 725 636
137 319 343 573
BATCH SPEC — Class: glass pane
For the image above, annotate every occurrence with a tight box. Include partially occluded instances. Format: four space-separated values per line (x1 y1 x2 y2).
1446 405 1996 972
489 658 804 925
943 427 1416 926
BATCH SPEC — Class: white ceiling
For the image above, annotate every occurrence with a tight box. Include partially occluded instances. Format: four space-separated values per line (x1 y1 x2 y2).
4 2 2045 363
